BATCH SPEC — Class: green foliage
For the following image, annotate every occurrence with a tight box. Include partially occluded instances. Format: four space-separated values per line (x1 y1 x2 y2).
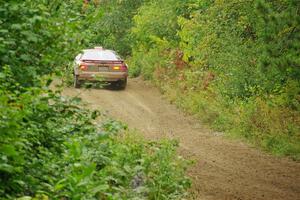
0 0 191 198
88 0 145 57
0 66 98 197
128 39 172 80
0 68 190 199
129 0 300 159
129 0 194 78
131 0 182 49
0 0 102 86
44 128 190 200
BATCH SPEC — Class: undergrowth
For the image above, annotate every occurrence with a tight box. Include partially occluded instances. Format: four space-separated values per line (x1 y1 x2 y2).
157 78 300 160
0 68 190 199
0 1 191 199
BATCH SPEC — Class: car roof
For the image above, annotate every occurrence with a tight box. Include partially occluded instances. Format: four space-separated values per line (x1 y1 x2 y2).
81 49 121 61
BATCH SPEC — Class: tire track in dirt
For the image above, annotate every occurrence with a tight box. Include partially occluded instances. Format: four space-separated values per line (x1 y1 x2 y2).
63 78 300 200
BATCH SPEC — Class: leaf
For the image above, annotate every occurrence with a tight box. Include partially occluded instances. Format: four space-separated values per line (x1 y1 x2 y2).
0 29 9 34
11 24 22 30
31 15 43 23
82 163 96 178
54 178 66 191
20 54 31 61
0 163 15 173
27 34 39 43
17 197 32 200
90 184 109 195
0 144 18 156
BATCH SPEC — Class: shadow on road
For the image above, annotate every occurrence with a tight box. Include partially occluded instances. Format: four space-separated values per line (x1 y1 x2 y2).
79 82 125 91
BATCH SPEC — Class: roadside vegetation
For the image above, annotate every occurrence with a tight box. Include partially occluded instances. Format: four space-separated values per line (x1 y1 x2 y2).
0 1 190 199
124 0 300 160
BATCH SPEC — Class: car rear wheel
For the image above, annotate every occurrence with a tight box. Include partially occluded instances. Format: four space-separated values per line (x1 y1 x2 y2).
112 78 127 90
119 78 127 90
74 75 81 88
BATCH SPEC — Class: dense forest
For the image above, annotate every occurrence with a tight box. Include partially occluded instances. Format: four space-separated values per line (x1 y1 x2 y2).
0 0 299 199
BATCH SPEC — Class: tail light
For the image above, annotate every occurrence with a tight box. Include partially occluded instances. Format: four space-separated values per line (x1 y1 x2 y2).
112 66 121 70
120 64 128 71
112 64 128 71
80 65 88 70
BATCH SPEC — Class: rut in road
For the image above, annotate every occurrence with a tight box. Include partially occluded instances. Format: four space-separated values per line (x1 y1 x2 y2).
63 78 300 200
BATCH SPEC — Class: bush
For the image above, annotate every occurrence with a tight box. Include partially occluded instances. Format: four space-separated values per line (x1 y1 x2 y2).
0 0 102 87
0 1 191 198
0 68 190 199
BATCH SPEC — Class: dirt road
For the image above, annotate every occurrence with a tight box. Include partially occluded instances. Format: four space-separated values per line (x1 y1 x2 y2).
63 78 300 200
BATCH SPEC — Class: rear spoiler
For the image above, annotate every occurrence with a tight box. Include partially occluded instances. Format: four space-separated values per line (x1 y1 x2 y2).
82 60 124 64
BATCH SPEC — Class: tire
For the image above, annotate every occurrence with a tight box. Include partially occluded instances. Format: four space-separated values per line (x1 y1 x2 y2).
74 75 81 88
111 78 127 90
118 78 127 90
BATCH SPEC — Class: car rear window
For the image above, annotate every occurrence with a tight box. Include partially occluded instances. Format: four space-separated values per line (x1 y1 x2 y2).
81 50 121 61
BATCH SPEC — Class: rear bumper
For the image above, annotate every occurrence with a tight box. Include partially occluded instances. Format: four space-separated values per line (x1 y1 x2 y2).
77 72 128 82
